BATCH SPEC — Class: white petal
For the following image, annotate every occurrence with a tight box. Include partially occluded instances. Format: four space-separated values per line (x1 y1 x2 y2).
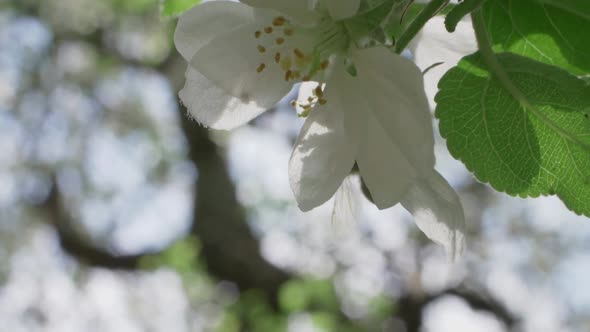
289 88 356 212
410 16 477 108
323 0 360 20
174 1 254 61
191 21 294 109
356 111 418 209
326 58 366 151
240 0 319 25
400 170 466 260
353 47 435 175
331 176 358 226
179 68 267 130
323 54 428 209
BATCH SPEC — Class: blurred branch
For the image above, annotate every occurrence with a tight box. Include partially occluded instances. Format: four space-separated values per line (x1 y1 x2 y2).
43 182 145 270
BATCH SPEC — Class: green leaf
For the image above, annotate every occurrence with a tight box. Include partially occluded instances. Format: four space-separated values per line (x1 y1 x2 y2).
533 0 590 20
160 0 199 17
383 2 424 38
436 53 590 216
483 0 590 75
382 1 455 40
444 0 486 32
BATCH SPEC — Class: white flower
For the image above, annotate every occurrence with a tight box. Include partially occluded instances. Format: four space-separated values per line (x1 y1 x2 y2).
174 0 465 259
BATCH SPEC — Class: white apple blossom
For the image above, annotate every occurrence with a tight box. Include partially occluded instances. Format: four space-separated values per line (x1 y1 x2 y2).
174 0 465 258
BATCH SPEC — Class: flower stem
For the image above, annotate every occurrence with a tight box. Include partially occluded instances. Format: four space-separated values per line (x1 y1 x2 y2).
394 0 448 54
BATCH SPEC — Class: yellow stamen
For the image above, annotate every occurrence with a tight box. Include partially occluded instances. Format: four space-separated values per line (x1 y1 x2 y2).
314 86 323 97
293 48 305 59
273 16 287 26
256 63 266 73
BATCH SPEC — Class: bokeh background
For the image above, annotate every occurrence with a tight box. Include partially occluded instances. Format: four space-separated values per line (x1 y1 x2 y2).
1 0 590 331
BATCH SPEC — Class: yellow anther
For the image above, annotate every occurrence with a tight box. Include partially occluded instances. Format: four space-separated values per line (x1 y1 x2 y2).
280 56 292 71
274 52 281 64
255 31 261 38
290 100 297 107
314 86 323 98
299 105 312 117
293 48 305 59
276 37 285 45
318 98 327 105
264 26 273 34
284 70 292 81
257 45 266 53
273 16 287 26
256 63 266 73
320 60 330 70
284 28 294 36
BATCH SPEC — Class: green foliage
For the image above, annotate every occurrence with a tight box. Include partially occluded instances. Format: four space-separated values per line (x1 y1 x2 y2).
279 280 309 312
278 278 340 313
344 0 396 47
311 311 339 330
436 53 590 216
533 0 590 20
368 295 396 320
112 0 156 13
160 0 200 17
435 0 590 217
231 290 288 332
383 1 425 38
483 0 590 75
140 236 202 273
444 0 486 32
216 312 240 332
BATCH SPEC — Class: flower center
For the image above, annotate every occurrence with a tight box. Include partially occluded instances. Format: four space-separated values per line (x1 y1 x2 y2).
252 15 349 84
